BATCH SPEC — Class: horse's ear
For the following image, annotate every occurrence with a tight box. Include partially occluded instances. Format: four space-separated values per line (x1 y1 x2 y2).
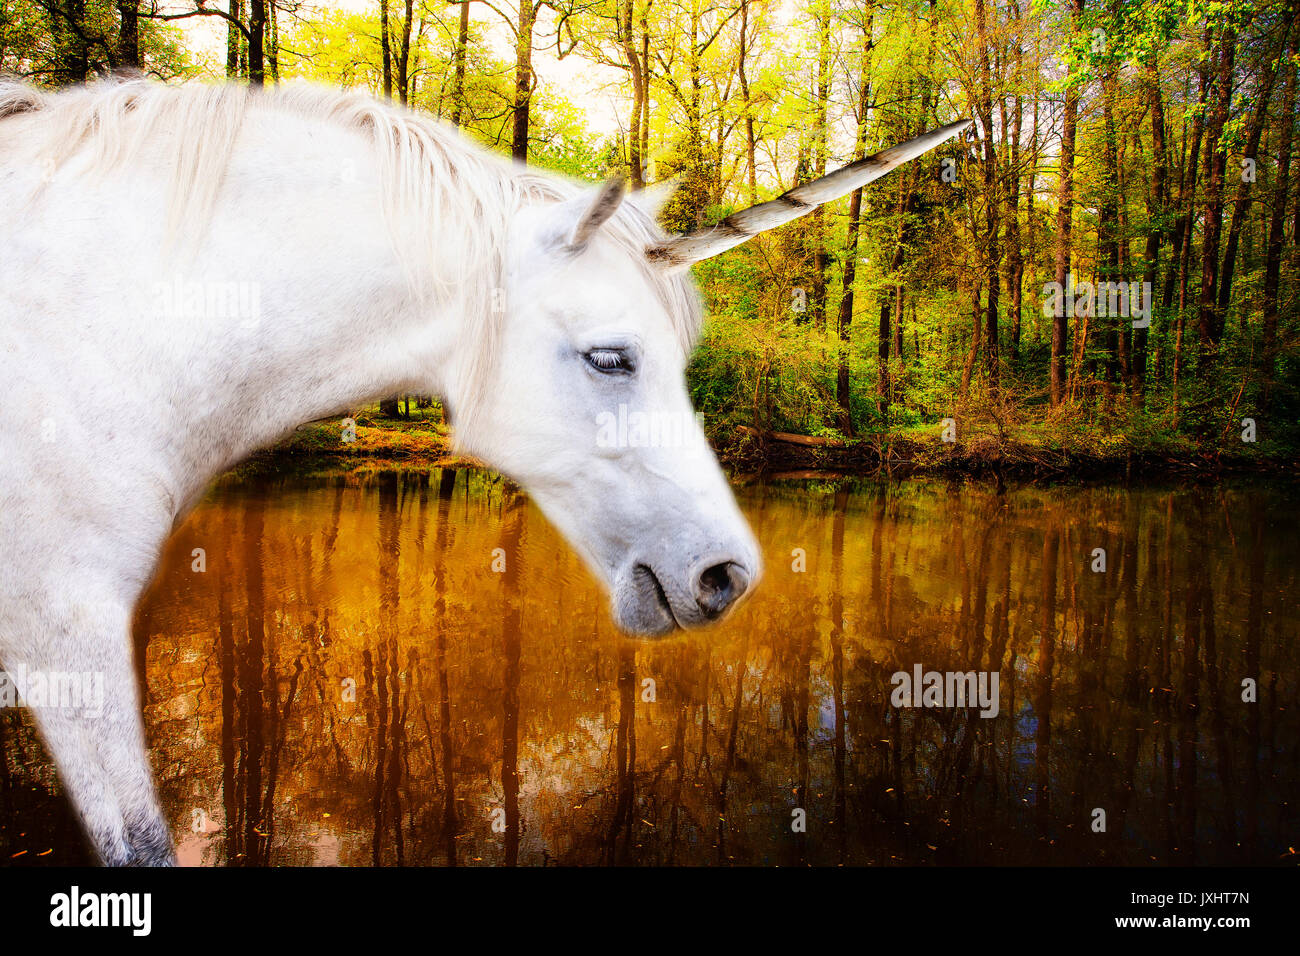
566 176 625 251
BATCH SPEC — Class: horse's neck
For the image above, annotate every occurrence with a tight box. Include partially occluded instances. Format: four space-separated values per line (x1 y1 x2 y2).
79 110 471 518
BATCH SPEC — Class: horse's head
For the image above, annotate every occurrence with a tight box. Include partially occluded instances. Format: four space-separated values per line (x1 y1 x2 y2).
448 120 969 637
454 180 757 637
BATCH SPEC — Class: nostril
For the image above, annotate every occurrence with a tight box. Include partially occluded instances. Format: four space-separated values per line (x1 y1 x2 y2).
695 561 750 619
699 563 732 596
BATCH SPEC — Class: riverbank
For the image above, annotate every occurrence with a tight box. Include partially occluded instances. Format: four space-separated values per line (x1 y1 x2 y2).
249 403 1297 481
714 423 1296 479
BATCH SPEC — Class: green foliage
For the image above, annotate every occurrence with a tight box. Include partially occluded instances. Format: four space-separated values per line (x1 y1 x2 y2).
525 96 618 179
0 0 193 81
688 310 861 439
2 0 1296 472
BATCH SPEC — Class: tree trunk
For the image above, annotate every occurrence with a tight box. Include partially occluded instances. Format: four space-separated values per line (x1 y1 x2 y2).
379 0 393 97
835 8 873 434
1005 3 1024 362
1050 0 1085 404
878 292 892 411
1164 40 1209 316
960 283 983 398
1196 23 1237 354
248 0 266 87
893 282 904 367
1137 53 1168 399
621 0 646 189
1099 63 1122 394
1262 11 1298 403
638 20 650 182
55 0 91 83
1027 29 1042 348
450 1 472 126
511 1 536 162
877 149 912 411
267 0 278 82
227 0 243 79
738 0 758 204
396 0 414 103
1216 20 1289 323
1171 32 1212 395
975 0 1000 391
116 0 139 70
810 0 832 330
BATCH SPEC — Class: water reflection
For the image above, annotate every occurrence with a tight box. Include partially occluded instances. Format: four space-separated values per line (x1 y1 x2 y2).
1 472 1296 865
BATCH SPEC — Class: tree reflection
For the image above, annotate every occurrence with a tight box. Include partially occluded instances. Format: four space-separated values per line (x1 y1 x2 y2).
3 477 1297 866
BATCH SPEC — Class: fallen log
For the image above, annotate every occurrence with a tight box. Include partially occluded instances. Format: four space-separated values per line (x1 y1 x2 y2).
736 425 847 447
765 469 851 481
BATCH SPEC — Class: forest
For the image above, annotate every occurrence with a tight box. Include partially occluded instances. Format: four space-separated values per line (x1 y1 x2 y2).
3 0 1298 472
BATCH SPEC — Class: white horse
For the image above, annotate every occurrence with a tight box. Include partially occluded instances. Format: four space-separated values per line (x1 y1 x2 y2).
0 78 967 865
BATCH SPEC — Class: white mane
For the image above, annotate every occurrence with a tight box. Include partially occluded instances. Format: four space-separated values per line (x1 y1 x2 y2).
0 78 703 427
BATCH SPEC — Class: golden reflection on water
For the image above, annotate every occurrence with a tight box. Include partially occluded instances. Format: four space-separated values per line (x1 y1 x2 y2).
2 471 1297 865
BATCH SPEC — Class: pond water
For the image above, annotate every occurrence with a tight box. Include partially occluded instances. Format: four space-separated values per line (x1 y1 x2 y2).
1 470 1296 866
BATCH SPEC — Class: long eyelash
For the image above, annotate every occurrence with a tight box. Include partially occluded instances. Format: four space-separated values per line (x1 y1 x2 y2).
588 350 625 370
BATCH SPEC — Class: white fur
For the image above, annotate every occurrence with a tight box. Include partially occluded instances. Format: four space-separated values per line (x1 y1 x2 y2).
0 79 759 865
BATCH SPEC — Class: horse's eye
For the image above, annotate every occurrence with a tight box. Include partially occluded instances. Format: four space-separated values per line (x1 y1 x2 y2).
585 349 633 374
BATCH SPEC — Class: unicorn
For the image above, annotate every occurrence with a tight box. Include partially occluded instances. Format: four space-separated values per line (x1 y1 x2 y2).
0 78 968 865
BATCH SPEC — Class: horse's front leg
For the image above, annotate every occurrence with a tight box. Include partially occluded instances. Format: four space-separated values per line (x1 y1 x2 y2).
11 593 174 866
